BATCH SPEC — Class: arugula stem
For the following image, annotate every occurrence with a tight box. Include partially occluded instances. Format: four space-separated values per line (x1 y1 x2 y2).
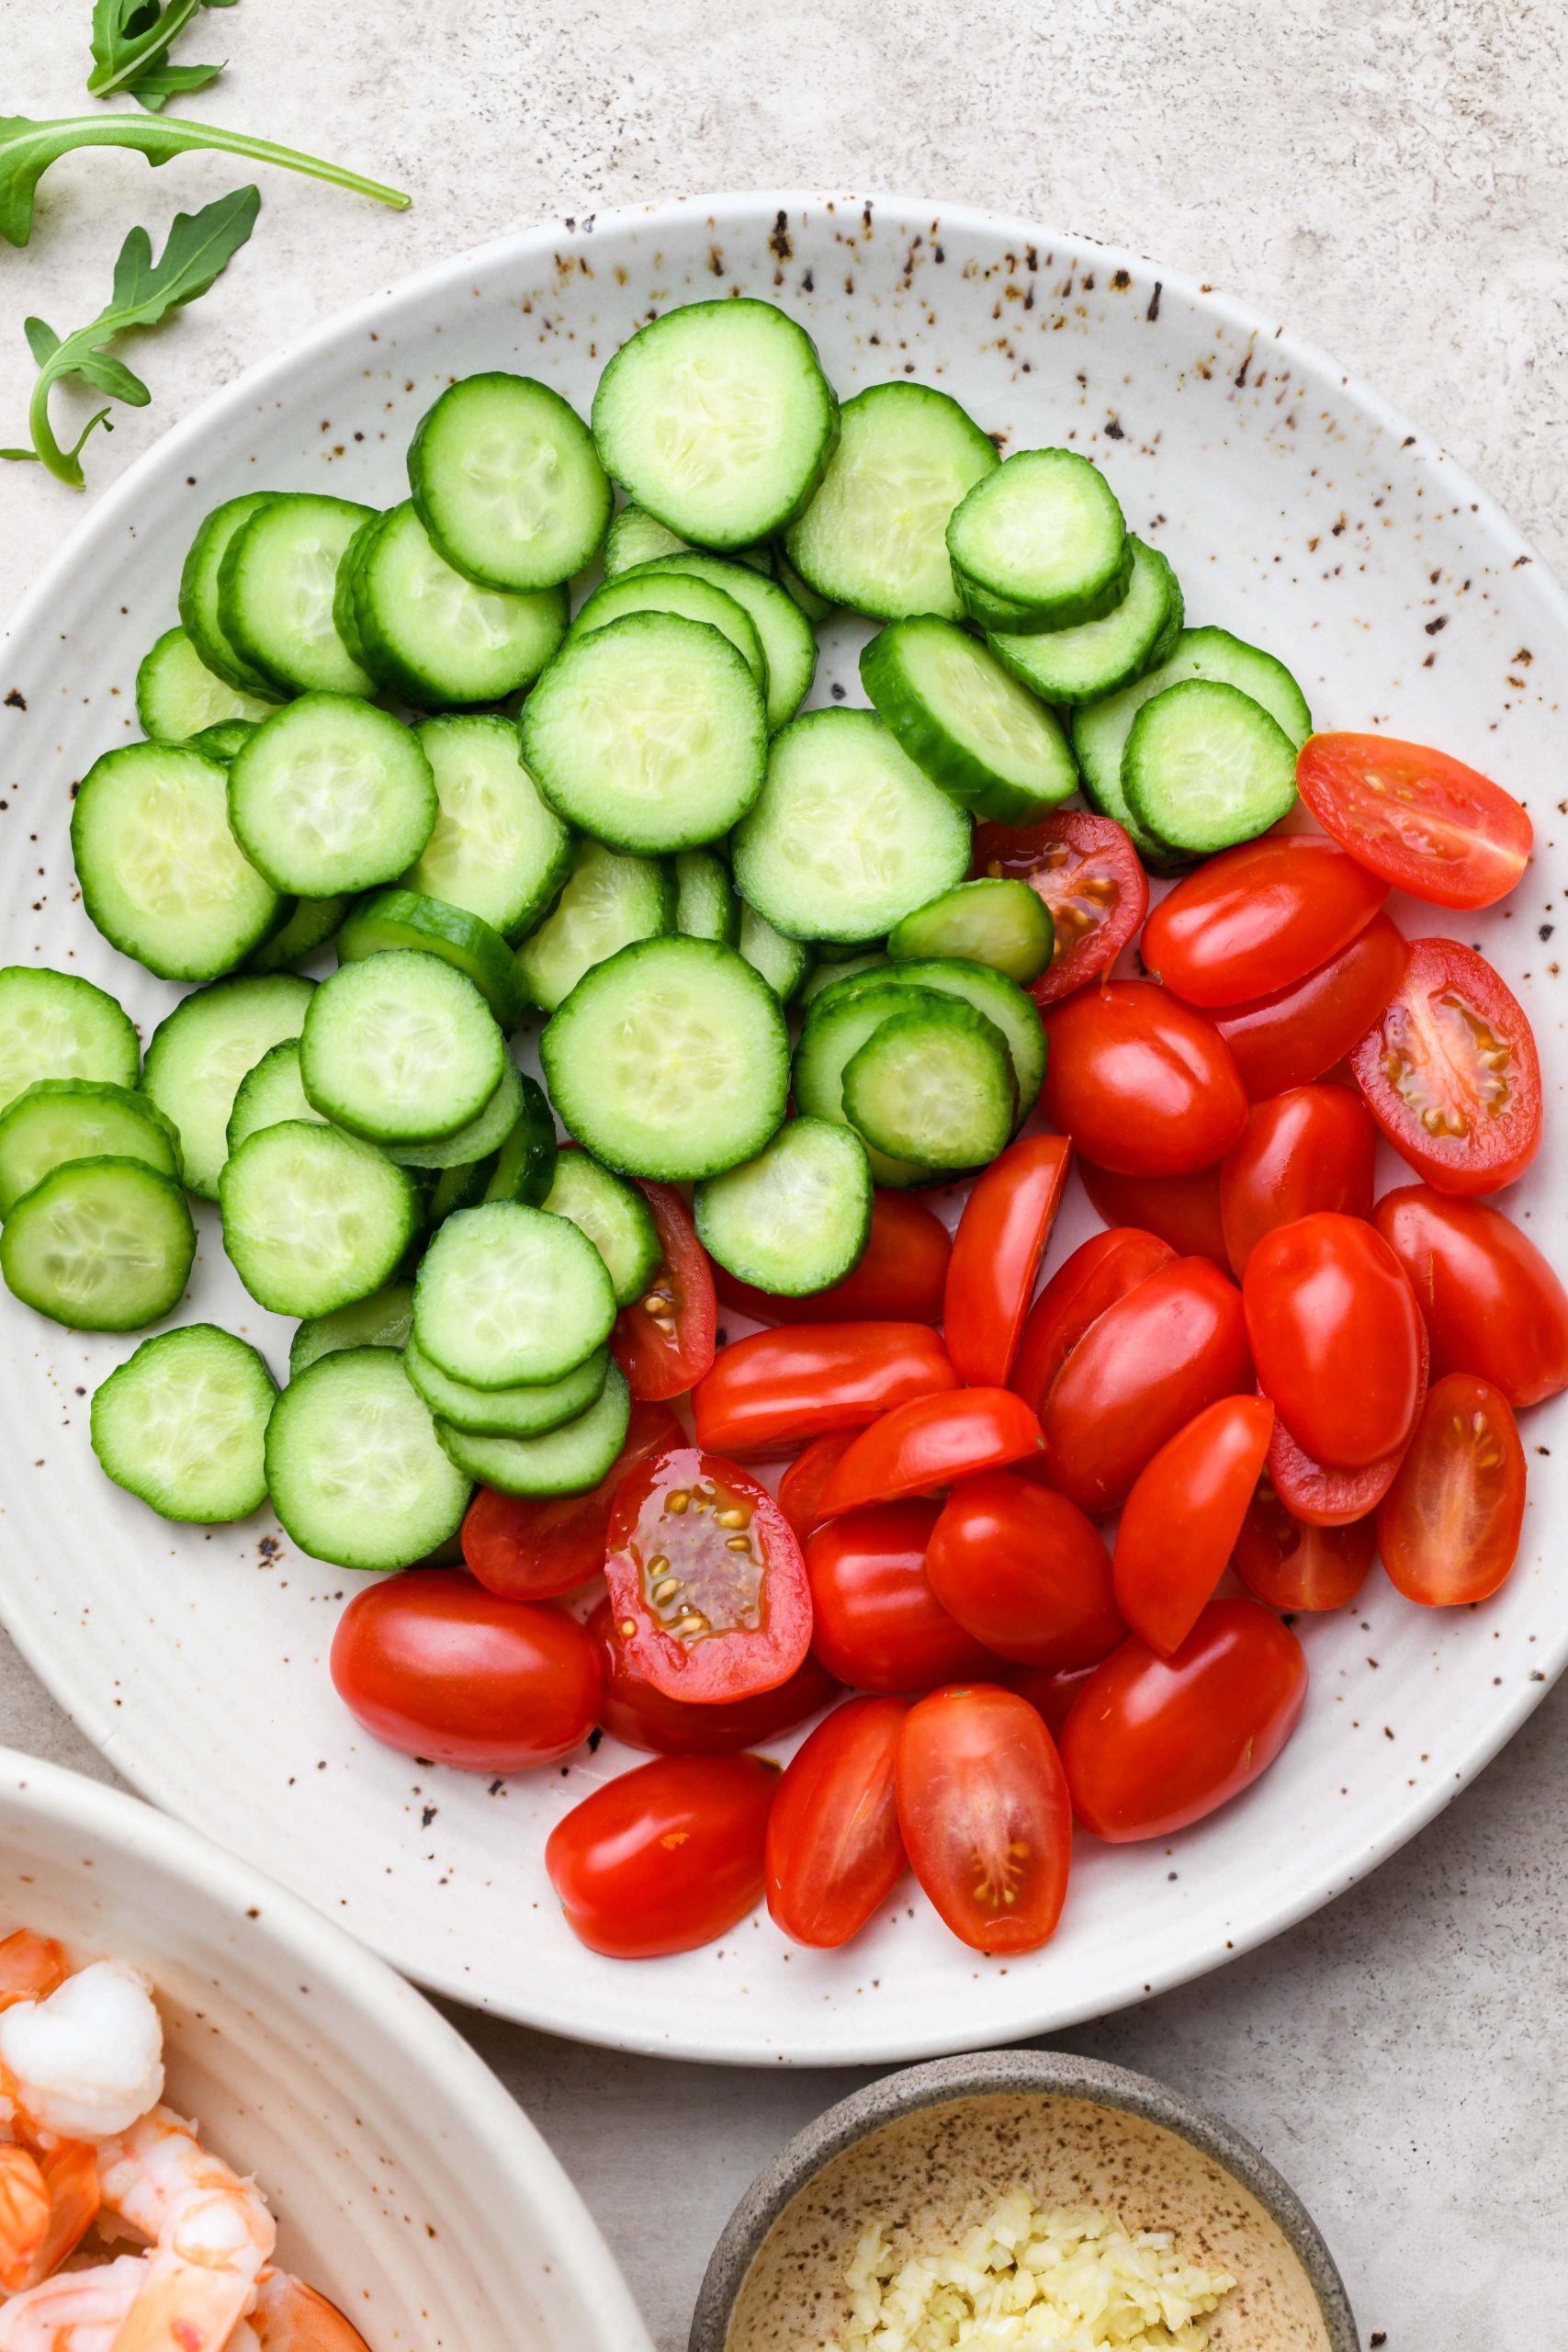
26 368 111 488
87 0 206 99
24 115 410 218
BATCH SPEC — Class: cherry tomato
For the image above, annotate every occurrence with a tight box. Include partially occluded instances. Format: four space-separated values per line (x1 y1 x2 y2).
943 1135 1072 1385
805 1502 1002 1691
330 1571 601 1771
713 1191 951 1327
1219 1085 1377 1278
1374 1183 1568 1407
1010 1227 1175 1417
1376 1373 1527 1606
1348 937 1541 1197
544 1753 777 1957
604 1443 810 1703
1037 1256 1252 1514
1042 981 1247 1176
818 1389 1044 1518
587 1599 839 1756
1261 1305 1427 1526
1295 731 1534 910
693 1322 958 1456
1111 1396 1275 1655
1142 836 1389 1007
972 809 1149 1006
1244 1212 1423 1468
924 1470 1123 1669
1077 1160 1228 1265
764 1696 908 1947
612 1180 716 1400
1059 1599 1308 1841
462 1400 682 1600
776 1430 857 1541
1001 1661 1100 1740
1213 911 1409 1098
1233 1483 1375 1611
896 1685 1072 1952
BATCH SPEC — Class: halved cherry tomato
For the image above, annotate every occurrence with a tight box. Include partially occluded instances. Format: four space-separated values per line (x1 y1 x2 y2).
1296 730 1534 910
805 1502 1001 1691
462 1400 683 1600
1376 1372 1527 1606
693 1323 958 1456
1374 1184 1568 1406
604 1443 811 1703
1036 1256 1252 1514
1077 1160 1228 1265
588 1599 839 1756
1042 981 1247 1175
818 1389 1044 1518
1059 1598 1308 1842
943 1134 1072 1385
713 1191 951 1327
924 1470 1123 1669
1214 911 1409 1098
1142 836 1389 1007
1233 1483 1375 1611
1111 1396 1275 1654
1348 937 1542 1197
1219 1085 1377 1278
1010 1227 1176 1417
896 1684 1072 1951
776 1430 857 1541
612 1180 716 1400
330 1571 602 1771
1001 1661 1100 1740
764 1696 908 1947
544 1753 778 1957
972 809 1149 1006
1244 1212 1424 1468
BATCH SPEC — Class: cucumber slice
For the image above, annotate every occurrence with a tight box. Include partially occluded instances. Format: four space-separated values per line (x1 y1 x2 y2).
229 695 437 899
1123 678 1298 855
948 447 1129 630
860 617 1077 824
179 492 284 697
773 545 835 626
674 850 740 947
731 708 971 944
92 1324 276 1523
542 935 789 1183
265 1347 470 1571
796 950 885 1009
218 493 378 697
403 1336 608 1439
989 537 1182 707
413 1200 616 1389
188 720 261 763
408 716 571 944
337 888 525 1033
604 504 691 575
1 1157 196 1331
843 1001 1016 1170
0 1080 181 1218
435 1358 631 1498
243 895 350 975
888 878 1054 985
542 1150 660 1308
385 1056 524 1171
694 1117 871 1295
480 1072 558 1206
0 967 140 1118
738 902 812 1003
791 982 939 1187
784 382 998 621
141 973 314 1200
300 952 504 1145
332 509 382 673
571 571 769 695
349 502 569 708
514 839 673 1014
520 610 767 854
592 300 838 548
632 555 817 732
73 741 282 983
288 1282 414 1376
220 1120 421 1317
806 956 1046 1119
136 626 277 742
409 372 611 592
225 1038 323 1156
426 1159 491 1227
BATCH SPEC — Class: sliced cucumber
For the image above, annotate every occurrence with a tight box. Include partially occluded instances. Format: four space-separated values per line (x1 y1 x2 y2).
403 1335 608 1439
773 544 835 626
408 716 570 944
0 967 140 1118
243 894 350 975
188 720 261 763
514 839 674 1014
860 617 1077 824
337 888 525 1033
413 1200 616 1389
220 1120 421 1317
218 493 378 697
842 1000 1015 1170
141 973 314 1200
1 1157 195 1331
888 877 1054 985
300 952 504 1146
224 1038 322 1155
674 850 740 947
229 695 437 899
542 1151 660 1308
91 1325 276 1523
332 509 383 673
806 955 1046 1120
694 1117 871 1295
480 1073 558 1206
948 447 1129 630
604 503 692 575
988 537 1181 707
738 901 812 1003
571 570 768 695
0 1081 181 1218
179 492 284 697
796 950 885 1009
265 1347 470 1571
136 626 277 742
288 1282 414 1376
632 555 817 731
385 1056 523 1171
349 502 569 709
1123 678 1297 854
426 1158 494 1226
791 983 938 1186
409 371 611 592
73 741 282 983
435 1358 631 1498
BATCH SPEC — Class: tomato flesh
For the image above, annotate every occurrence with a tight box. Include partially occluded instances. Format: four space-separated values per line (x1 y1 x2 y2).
713 1190 951 1326
1376 1372 1526 1606
1295 730 1533 910
1219 1084 1377 1278
1233 1483 1375 1611
1213 910 1409 1098
1010 1227 1175 1417
765 1696 908 1948
925 1469 1123 1669
973 808 1148 1006
545 1753 777 1957
806 1501 1002 1691
588 1599 839 1755
895 1685 1072 1952
818 1388 1045 1518
612 1180 716 1400
462 1400 682 1600
1042 981 1248 1176
1111 1396 1275 1655
1349 936 1542 1196
1143 835 1389 1007
693 1322 957 1456
943 1134 1071 1385
1243 1212 1424 1468
1077 1160 1229 1266
1374 1184 1568 1408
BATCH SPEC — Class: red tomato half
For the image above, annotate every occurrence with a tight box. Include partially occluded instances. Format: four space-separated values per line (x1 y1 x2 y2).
973 809 1149 1006
1077 1160 1228 1265
1296 731 1534 910
1042 982 1247 1176
1349 937 1542 1197
1219 1085 1377 1279
1244 1213 1424 1468
925 1470 1123 1669
544 1753 777 1957
1059 1599 1308 1841
1374 1184 1568 1407
330 1572 601 1771
896 1685 1072 1951
1010 1227 1176 1417
943 1134 1072 1386
805 1502 1001 1691
612 1181 716 1400
765 1696 908 1947
713 1191 951 1327
1111 1396 1275 1655
1376 1373 1527 1606
818 1390 1045 1518
776 1430 857 1541
588 1600 839 1756
462 1400 682 1600
693 1323 957 1457
1214 911 1409 1098
1143 835 1389 1007
1233 1484 1375 1612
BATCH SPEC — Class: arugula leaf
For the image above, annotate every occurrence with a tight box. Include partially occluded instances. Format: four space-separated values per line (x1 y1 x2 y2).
88 0 234 110
2 184 259 486
0 112 410 247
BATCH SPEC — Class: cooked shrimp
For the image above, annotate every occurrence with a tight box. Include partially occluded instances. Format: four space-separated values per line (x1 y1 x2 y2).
0 1964 164 2145
248 2276 372 2352
93 2106 276 2352
0 2252 149 2352
0 1940 65 2016
0 2147 48 2295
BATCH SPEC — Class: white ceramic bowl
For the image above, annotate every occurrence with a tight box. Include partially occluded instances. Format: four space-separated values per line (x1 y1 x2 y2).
2 191 1566 2064
0 1745 652 2352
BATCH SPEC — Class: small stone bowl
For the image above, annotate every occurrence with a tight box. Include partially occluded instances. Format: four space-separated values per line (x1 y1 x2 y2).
691 2050 1359 2352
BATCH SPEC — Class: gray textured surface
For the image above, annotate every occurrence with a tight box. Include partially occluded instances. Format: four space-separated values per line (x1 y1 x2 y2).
4 3 1566 2344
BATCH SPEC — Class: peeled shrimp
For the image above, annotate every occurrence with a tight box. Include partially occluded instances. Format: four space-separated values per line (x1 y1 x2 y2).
0 2252 150 2352
0 1964 163 2144
0 1941 65 2016
248 2276 373 2352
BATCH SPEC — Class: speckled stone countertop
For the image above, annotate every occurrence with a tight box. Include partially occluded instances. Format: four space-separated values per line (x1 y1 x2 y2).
4 3 1566 2344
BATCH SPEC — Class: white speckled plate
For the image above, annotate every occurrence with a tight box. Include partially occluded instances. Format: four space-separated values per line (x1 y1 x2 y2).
3 193 1565 2064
